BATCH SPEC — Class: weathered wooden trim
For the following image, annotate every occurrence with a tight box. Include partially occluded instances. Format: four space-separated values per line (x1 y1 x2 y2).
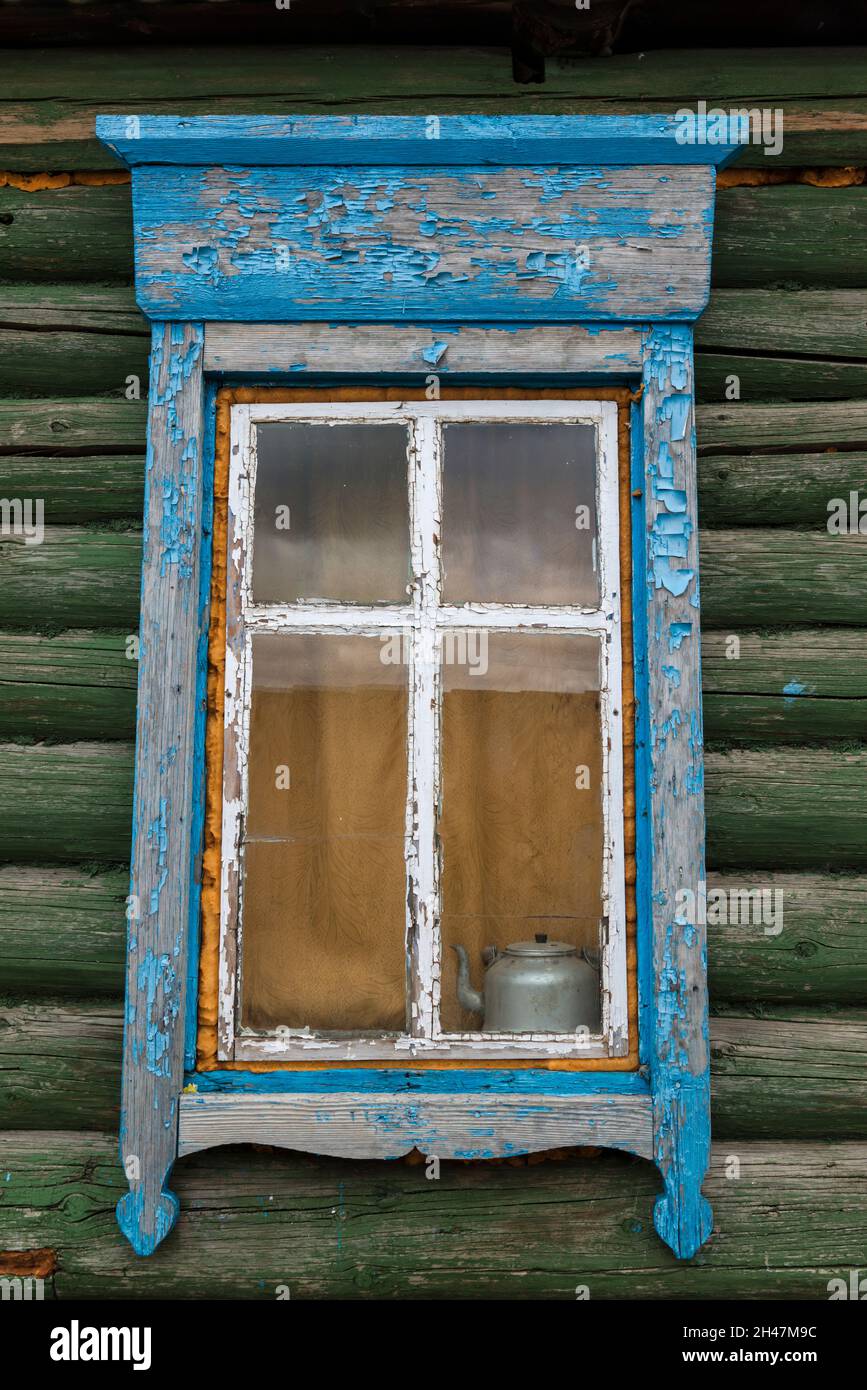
124 162 717 323
102 111 719 1259
202 322 645 376
177 1090 654 1161
407 412 441 1042
97 113 743 169
116 322 205 1258
641 325 712 1260
94 119 726 324
196 391 231 1071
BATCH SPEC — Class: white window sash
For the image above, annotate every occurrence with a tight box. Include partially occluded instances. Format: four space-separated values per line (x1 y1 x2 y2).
219 400 627 1062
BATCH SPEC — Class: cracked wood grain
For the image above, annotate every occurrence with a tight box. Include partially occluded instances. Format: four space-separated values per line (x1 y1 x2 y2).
116 321 204 1257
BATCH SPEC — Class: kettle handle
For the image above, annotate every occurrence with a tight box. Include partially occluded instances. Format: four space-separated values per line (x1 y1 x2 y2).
581 947 601 973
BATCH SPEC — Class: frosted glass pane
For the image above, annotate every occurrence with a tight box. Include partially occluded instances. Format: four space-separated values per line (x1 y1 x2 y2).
252 422 410 604
441 421 598 604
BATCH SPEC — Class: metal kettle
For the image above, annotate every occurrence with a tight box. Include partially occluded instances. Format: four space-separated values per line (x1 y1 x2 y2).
452 933 599 1033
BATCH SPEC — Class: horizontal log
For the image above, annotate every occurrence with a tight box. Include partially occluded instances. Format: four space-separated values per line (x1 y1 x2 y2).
0 457 144 523
0 333 148 399
7 284 867 402
0 1003 123 1131
0 283 141 329
10 341 867 406
703 625 867 746
57 341 857 404
0 529 141 630
0 632 136 739
0 866 127 995
1 1131 864 1298
7 626 859 745
1 861 862 1004
1 999 864 1139
7 44 867 104
1 45 865 167
2 524 863 638
702 628 867 696
3 626 862 745
0 185 133 282
711 1007 867 1139
695 355 867 403
0 398 147 454
3 280 861 397
705 748 867 870
697 290 867 360
697 400 867 452
0 401 864 533
0 736 864 878
2 182 867 289
712 186 867 288
0 743 133 863
698 451 867 527
3 625 861 745
707 872 867 1004
703 693 867 743
699 532 867 628
0 397 861 465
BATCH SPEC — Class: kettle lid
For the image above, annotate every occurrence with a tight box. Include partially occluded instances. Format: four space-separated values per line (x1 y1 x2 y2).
505 932 578 957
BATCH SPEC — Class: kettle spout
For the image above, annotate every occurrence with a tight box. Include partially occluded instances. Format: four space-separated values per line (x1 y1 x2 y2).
452 945 483 1016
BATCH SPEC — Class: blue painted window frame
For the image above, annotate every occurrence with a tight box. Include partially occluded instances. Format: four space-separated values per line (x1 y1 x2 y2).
98 116 742 1261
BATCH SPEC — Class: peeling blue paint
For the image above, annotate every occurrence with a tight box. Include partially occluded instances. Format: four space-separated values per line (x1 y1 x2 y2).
147 798 169 914
421 340 449 366
643 325 712 1259
113 157 718 322
97 114 745 173
184 1069 651 1097
783 679 809 707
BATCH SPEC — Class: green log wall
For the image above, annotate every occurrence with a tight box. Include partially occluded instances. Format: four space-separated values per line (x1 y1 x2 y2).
1 42 866 1299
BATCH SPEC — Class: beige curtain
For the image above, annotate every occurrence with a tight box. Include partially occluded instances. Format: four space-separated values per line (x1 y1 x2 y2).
241 682 603 1035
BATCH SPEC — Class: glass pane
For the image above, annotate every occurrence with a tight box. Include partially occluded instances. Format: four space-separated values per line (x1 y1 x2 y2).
252 422 410 604
441 421 598 605
239 633 408 1033
438 632 604 1034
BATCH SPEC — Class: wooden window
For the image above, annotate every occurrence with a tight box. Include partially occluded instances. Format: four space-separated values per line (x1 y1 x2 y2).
218 400 627 1062
102 114 738 1260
